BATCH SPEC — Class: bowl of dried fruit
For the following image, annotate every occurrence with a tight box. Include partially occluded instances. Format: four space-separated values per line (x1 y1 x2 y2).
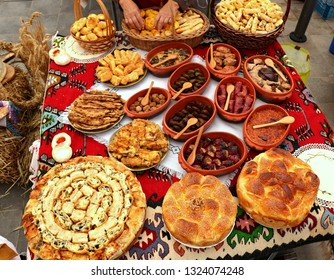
145 42 194 77
214 76 256 122
167 62 210 100
179 131 247 176
124 86 171 119
243 55 294 103
162 95 216 141
242 104 292 151
205 43 241 80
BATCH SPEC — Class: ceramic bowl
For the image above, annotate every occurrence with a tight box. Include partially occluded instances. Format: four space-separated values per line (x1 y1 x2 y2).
124 87 171 119
167 62 210 100
214 76 256 122
205 43 241 80
178 131 247 176
144 42 193 77
162 95 216 141
242 104 291 151
243 55 294 103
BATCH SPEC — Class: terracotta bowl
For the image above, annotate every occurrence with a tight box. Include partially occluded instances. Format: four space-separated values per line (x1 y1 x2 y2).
214 76 256 122
162 95 216 141
144 42 193 77
205 43 241 80
178 131 247 176
242 104 291 151
167 62 210 100
243 55 294 103
124 87 171 119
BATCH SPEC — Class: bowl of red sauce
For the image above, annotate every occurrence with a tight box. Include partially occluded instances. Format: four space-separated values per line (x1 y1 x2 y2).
242 104 292 151
178 131 247 176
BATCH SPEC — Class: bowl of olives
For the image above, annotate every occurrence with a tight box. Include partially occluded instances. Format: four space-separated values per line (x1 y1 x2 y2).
167 62 210 100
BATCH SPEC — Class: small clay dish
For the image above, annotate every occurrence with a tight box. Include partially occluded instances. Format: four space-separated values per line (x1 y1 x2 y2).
167 62 210 100
162 95 216 141
178 131 247 176
214 76 256 122
124 87 171 119
242 104 291 151
205 43 241 80
145 42 193 77
243 55 294 103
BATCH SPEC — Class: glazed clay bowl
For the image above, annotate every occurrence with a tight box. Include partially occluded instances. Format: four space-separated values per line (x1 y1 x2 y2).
243 55 294 103
162 95 216 141
178 131 247 176
242 104 291 151
144 42 193 77
205 43 241 80
124 87 171 119
167 62 210 100
214 76 256 122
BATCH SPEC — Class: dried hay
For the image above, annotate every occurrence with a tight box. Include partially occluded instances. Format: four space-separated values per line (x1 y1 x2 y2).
0 12 50 186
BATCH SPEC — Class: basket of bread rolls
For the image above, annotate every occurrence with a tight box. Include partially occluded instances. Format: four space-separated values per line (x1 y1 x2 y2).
70 0 116 53
122 8 210 51
211 0 291 49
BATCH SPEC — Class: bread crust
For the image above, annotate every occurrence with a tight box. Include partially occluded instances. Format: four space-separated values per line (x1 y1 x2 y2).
162 172 237 247
236 148 320 228
22 156 146 259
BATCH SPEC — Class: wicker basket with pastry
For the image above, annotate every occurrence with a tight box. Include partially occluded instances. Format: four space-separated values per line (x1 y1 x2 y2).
236 148 320 228
22 156 146 260
162 172 237 247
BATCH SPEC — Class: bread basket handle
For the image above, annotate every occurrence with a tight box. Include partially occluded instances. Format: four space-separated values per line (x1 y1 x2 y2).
73 0 114 37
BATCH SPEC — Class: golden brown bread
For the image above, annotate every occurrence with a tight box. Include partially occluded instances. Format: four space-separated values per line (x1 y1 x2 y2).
162 172 237 247
236 148 320 228
22 156 146 260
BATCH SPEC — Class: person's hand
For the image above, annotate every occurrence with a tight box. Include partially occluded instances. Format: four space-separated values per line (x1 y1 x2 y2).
120 0 144 30
154 0 179 31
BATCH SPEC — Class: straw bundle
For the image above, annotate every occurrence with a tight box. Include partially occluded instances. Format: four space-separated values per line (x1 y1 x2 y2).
0 12 50 186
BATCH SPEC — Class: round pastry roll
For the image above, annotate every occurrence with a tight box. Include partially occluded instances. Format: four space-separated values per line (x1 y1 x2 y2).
162 172 237 247
22 156 146 260
237 148 320 228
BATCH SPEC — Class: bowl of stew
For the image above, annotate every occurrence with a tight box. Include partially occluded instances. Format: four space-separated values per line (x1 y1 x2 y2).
145 42 193 77
242 104 292 151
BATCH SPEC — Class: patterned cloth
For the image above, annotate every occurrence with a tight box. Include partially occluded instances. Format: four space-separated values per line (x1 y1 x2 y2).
36 27 334 260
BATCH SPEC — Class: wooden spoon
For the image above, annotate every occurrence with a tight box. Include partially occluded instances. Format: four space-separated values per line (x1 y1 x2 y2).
141 81 154 106
224 83 235 111
209 43 216 69
186 125 204 165
172 82 192 100
264 58 288 82
172 117 198 140
151 54 178 68
253 116 295 129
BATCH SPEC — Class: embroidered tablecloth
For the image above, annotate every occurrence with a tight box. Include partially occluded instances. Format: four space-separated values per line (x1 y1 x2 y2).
34 27 334 260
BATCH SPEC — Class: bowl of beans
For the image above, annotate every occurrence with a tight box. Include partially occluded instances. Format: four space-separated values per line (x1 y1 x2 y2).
243 55 294 103
167 62 210 100
215 76 256 122
179 131 247 176
124 86 171 119
205 43 241 80
145 42 193 77
242 104 291 151
162 95 216 141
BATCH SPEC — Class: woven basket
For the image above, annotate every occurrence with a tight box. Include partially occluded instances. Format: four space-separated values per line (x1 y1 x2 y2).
71 0 116 53
122 8 210 51
211 0 291 50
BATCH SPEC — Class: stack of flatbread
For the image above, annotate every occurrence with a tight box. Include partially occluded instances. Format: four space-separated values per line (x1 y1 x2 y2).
0 59 15 85
68 89 125 132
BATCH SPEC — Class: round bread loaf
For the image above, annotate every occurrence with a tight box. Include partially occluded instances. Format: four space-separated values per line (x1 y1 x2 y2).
162 172 237 247
236 148 320 228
